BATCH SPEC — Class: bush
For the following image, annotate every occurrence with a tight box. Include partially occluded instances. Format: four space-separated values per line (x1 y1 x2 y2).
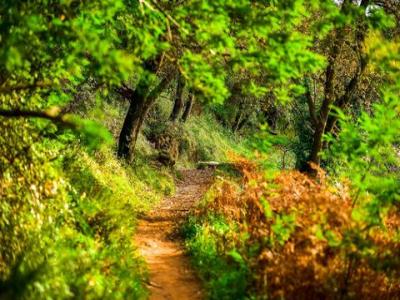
0 117 174 299
183 212 250 300
184 157 400 299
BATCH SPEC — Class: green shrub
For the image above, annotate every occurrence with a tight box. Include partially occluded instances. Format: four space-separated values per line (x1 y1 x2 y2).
0 118 174 299
183 214 250 300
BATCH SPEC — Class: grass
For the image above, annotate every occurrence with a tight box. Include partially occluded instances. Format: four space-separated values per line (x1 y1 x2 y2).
51 142 175 299
180 113 250 165
182 214 250 300
181 186 251 300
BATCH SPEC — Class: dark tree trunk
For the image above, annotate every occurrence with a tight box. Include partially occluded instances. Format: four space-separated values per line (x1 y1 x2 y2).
309 128 324 167
117 89 147 161
181 93 194 122
169 74 186 121
303 9 347 171
263 106 278 131
117 76 173 162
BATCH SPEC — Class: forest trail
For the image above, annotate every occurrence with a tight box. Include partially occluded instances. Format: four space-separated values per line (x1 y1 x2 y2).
135 169 213 300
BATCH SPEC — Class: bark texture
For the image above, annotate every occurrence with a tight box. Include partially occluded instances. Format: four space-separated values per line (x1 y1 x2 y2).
181 93 195 122
169 74 186 121
117 76 173 162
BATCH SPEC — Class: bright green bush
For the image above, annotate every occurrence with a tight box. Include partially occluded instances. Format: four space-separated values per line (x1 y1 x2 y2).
183 214 250 300
182 185 251 300
0 117 174 299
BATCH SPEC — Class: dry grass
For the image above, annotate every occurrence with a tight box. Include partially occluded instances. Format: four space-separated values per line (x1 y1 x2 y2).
195 156 400 299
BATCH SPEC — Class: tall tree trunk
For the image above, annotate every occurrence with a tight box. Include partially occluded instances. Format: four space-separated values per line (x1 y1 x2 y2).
303 9 348 172
181 93 194 122
308 128 324 167
118 89 147 161
169 74 186 121
118 76 173 162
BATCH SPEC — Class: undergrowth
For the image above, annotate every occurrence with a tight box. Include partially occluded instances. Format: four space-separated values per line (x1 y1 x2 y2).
181 114 250 165
182 212 250 300
146 96 251 168
0 118 175 299
184 157 400 299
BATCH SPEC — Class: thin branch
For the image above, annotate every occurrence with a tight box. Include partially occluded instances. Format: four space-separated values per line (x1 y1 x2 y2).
145 74 174 103
141 0 189 35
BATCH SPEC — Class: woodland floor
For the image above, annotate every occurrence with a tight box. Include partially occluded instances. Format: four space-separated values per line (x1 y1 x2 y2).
135 169 214 300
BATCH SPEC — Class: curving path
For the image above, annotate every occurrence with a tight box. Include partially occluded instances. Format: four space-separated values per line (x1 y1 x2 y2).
135 169 213 300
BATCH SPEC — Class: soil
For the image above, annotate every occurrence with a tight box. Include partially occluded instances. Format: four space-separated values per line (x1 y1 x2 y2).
135 169 213 300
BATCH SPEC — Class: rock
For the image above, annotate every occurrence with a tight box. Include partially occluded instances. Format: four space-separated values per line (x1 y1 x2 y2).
196 161 220 169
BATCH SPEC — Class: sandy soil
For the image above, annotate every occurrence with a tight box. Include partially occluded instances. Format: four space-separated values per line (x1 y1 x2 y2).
135 169 213 300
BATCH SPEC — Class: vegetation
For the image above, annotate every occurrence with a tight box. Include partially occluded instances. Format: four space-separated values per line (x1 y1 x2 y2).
184 155 399 299
0 0 399 299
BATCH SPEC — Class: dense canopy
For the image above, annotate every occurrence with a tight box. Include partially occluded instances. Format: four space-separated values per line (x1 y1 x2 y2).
0 0 399 299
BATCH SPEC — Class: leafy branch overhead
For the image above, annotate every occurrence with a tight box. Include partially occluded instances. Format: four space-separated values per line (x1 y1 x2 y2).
0 0 399 299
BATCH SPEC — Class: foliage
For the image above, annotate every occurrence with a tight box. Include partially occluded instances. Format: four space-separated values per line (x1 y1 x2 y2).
0 117 174 299
173 0 325 103
1 0 399 299
182 202 250 299
185 157 400 299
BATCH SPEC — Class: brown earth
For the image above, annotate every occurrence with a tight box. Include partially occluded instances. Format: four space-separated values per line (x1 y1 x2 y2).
135 169 213 300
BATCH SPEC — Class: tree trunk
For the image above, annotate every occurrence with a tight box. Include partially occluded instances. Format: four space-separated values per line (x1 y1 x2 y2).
302 0 369 174
304 29 346 170
169 74 186 121
181 93 194 122
263 107 278 131
309 128 324 167
117 90 147 161
118 76 173 162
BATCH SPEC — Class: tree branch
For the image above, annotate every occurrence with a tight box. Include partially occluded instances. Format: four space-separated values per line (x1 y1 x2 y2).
115 84 134 100
324 0 370 137
0 108 76 129
145 74 174 104
141 0 189 34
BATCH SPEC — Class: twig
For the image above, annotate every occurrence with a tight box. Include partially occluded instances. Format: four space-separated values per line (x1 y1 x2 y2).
141 0 189 35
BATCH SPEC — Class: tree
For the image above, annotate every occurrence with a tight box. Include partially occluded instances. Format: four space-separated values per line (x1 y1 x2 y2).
301 0 397 171
170 73 186 121
303 0 369 171
117 66 175 161
114 0 324 161
181 93 195 122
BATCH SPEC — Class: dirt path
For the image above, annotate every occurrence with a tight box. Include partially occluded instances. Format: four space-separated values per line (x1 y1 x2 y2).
135 169 213 300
